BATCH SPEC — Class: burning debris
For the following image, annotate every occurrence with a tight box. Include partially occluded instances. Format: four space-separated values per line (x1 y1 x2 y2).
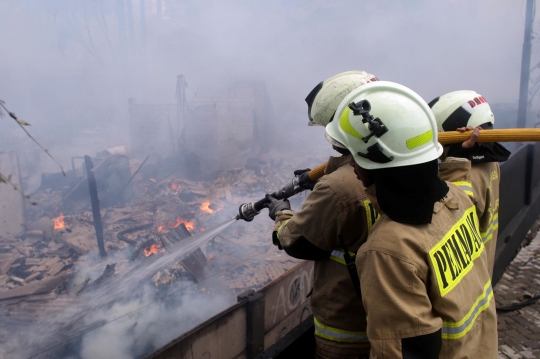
0 145 328 359
200 200 222 214
52 213 65 230
144 243 161 257
157 217 196 232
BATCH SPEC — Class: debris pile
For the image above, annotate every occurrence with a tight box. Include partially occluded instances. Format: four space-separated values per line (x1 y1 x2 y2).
0 147 331 357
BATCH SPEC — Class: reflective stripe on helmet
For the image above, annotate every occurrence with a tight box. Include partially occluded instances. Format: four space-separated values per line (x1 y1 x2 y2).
406 129 433 150
451 181 474 197
442 280 493 339
314 317 369 343
339 109 363 140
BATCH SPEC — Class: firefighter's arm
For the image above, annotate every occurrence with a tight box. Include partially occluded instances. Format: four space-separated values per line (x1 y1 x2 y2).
357 250 442 359
267 182 344 260
271 210 329 260
266 192 330 260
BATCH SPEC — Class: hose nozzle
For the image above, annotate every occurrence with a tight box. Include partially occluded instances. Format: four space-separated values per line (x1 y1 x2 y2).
237 202 260 222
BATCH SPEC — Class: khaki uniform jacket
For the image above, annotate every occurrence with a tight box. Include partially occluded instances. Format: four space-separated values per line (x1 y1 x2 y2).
439 160 501 275
357 183 498 359
277 155 378 351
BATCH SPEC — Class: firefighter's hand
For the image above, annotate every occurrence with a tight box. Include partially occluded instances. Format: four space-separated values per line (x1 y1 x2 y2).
265 194 291 220
293 168 311 176
456 126 481 149
294 168 316 191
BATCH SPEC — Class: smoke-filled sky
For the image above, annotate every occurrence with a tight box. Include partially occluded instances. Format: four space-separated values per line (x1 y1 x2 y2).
0 0 538 163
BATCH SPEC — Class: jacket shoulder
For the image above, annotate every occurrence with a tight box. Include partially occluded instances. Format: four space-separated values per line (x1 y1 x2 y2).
318 164 367 205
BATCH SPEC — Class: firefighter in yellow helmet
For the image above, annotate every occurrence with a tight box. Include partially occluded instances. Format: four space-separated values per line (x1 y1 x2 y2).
325 81 498 358
430 91 510 276
265 71 379 359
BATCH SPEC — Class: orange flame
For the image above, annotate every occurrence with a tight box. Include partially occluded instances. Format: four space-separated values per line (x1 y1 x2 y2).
52 213 65 230
144 244 160 257
157 217 195 232
207 254 213 260
171 181 181 191
171 217 195 231
200 201 222 214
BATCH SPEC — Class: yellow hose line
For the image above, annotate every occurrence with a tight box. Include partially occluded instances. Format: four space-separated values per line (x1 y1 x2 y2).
438 128 540 145
308 162 328 181
307 129 540 181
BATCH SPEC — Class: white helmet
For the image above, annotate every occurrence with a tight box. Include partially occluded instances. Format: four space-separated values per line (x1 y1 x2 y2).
325 81 442 170
305 70 378 127
429 90 494 132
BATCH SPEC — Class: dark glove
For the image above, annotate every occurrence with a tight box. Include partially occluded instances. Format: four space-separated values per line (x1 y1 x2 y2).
265 194 291 220
447 142 511 163
294 168 316 191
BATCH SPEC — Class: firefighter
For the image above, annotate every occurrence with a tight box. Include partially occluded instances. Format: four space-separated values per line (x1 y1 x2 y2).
325 81 498 358
430 91 510 275
265 71 379 359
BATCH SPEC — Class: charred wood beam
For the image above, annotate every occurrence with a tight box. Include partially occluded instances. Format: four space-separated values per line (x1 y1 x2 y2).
84 155 107 258
117 222 153 246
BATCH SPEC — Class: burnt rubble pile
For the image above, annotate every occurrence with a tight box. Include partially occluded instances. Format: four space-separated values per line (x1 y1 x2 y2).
0 148 329 357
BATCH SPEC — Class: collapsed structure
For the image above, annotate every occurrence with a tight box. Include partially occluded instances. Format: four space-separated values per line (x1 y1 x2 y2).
0 76 325 359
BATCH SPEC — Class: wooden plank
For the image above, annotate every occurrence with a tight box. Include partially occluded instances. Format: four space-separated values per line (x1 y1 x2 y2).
263 301 312 350
149 302 247 359
0 254 21 275
25 258 45 266
258 261 313 333
0 274 71 301
47 261 66 276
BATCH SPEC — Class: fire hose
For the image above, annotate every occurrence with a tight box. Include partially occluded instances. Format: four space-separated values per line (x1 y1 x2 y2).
236 128 540 221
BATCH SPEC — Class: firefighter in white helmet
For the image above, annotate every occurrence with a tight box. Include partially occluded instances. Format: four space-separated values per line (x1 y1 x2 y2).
325 81 498 358
265 71 378 359
431 90 510 276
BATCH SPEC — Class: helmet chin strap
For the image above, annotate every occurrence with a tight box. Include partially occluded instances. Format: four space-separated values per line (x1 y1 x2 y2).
357 143 394 163
348 100 393 164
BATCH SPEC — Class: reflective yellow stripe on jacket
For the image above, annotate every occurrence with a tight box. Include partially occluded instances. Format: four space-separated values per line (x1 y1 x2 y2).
452 181 474 197
314 317 368 343
481 213 499 244
442 280 494 339
363 199 380 233
329 248 356 265
276 219 290 241
329 200 379 265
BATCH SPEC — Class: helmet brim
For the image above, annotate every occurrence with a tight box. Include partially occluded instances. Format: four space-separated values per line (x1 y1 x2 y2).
325 132 347 149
